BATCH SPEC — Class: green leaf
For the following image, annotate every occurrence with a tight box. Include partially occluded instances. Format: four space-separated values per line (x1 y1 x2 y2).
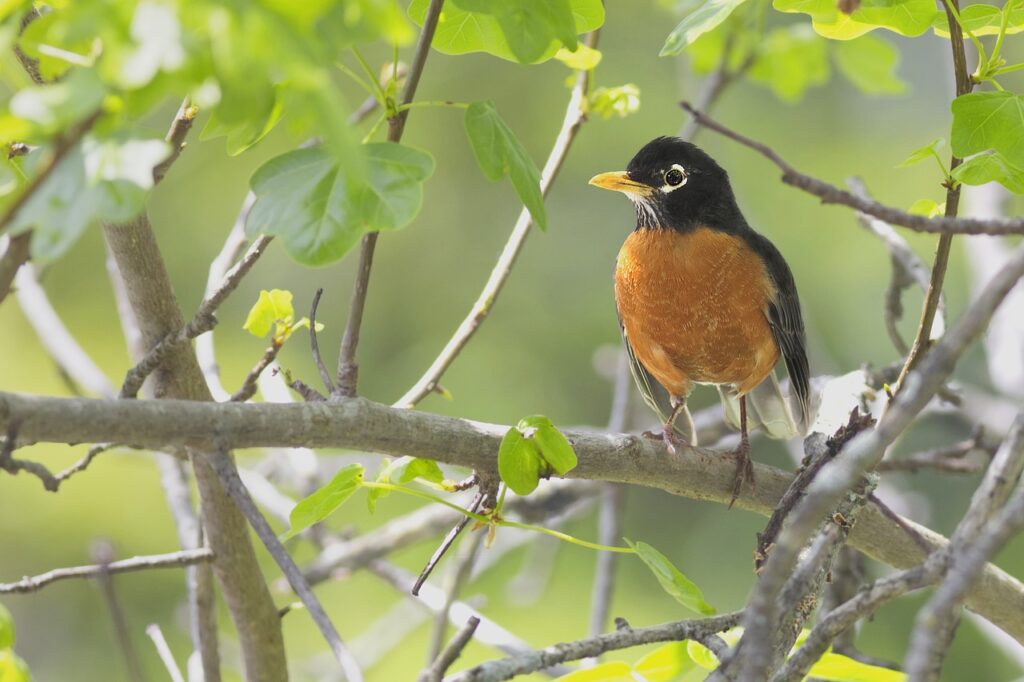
588 84 641 119
243 289 295 338
201 94 284 156
660 0 750 55
932 3 1024 38
626 539 716 616
8 69 104 134
748 25 829 102
553 662 634 681
0 650 31 682
908 198 944 217
497 427 543 496
517 416 577 475
409 0 604 64
465 101 546 229
286 464 364 539
832 34 906 95
897 138 945 168
0 603 14 649
554 44 603 70
774 0 939 39
365 456 444 512
633 642 698 681
951 92 1024 168
686 639 722 670
951 152 1024 194
247 142 435 265
807 651 907 681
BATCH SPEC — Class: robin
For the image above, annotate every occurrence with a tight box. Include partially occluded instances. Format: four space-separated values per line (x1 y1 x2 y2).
589 137 811 504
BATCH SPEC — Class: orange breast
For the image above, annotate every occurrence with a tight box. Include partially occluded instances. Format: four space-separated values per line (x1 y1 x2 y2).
615 226 780 398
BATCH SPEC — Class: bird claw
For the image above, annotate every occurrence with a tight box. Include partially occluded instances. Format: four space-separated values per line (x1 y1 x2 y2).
728 439 755 509
643 425 684 454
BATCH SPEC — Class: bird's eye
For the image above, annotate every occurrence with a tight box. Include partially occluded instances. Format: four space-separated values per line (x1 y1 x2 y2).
664 167 685 187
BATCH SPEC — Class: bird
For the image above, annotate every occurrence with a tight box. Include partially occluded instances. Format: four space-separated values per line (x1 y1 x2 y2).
589 136 810 505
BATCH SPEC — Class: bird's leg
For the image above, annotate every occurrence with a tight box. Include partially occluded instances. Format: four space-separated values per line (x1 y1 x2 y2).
643 396 689 454
729 395 755 508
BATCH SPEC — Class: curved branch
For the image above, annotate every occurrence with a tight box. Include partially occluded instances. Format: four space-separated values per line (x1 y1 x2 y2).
4 389 1024 642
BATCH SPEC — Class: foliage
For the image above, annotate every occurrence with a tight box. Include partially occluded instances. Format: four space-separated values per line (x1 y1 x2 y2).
497 415 577 495
242 289 321 343
0 606 29 682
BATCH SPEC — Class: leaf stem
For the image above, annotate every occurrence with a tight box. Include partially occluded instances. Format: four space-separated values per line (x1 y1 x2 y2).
335 62 380 102
350 47 388 105
395 100 470 112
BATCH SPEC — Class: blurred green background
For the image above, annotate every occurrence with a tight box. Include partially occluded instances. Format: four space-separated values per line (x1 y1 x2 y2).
3 1 1024 679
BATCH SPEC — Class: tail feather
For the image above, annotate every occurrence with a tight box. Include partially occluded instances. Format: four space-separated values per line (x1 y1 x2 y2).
718 369 809 440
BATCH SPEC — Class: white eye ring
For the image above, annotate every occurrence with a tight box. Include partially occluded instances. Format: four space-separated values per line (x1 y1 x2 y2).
660 164 687 192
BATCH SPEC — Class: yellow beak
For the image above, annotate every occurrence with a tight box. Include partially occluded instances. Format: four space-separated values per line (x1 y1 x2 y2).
588 171 653 197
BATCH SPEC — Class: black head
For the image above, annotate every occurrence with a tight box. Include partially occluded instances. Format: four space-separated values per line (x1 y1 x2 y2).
590 137 745 233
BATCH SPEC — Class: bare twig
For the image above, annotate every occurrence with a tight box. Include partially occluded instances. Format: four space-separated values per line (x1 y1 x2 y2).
229 339 284 402
119 234 273 399
15 262 116 397
427 524 486 662
679 103 1024 236
394 29 600 409
894 0 975 393
335 0 446 397
446 612 743 682
205 449 363 681
310 288 336 393
0 233 31 306
420 616 481 682
0 548 213 594
413 487 490 596
587 483 625 651
153 99 197 184
146 624 186 682
92 541 145 682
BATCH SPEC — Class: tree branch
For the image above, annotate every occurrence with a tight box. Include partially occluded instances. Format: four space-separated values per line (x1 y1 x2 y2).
446 612 743 682
6 390 1024 642
420 616 481 682
0 548 213 594
335 0 445 397
394 29 600 408
678 103 1024 236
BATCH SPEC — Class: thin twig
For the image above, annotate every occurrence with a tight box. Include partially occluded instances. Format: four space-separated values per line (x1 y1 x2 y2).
335 0 446 398
229 339 284 402
679 102 1024 236
895 0 975 393
586 484 625 652
0 233 31 305
310 288 336 393
146 623 186 682
413 490 487 596
153 98 197 184
420 616 481 682
93 541 145 682
446 612 743 682
119 234 273 398
0 548 213 594
427 528 485 662
394 29 600 409
205 449 364 682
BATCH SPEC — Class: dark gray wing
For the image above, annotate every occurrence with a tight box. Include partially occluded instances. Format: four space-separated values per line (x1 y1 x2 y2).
747 232 812 428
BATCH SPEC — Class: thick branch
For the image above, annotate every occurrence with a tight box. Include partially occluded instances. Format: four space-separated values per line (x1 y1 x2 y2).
0 548 212 594
679 103 1024 236
5 390 1024 642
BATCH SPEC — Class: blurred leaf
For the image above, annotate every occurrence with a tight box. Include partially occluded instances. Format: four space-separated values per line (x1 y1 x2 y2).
555 44 602 70
8 69 104 133
518 416 577 475
807 651 907 681
247 142 434 265
897 138 945 168
409 0 604 64
0 650 31 682
634 642 698 680
243 289 295 338
0 603 13 649
497 427 543 495
553 662 634 681
832 34 905 94
367 456 445 513
774 0 938 39
625 540 716 616
932 3 1024 38
686 639 722 670
286 464 364 539
908 198 944 217
748 25 829 102
118 2 186 88
315 0 415 46
660 0 749 55
201 93 283 156
951 92 1024 168
82 137 169 190
465 100 546 229
951 152 1024 194
588 84 641 119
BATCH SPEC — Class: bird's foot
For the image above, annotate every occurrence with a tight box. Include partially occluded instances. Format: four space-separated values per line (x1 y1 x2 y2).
728 439 755 509
642 424 685 454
